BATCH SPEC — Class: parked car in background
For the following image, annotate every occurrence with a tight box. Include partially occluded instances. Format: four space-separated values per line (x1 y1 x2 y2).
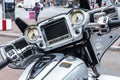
16 1 44 11
16 1 24 8
24 0 44 11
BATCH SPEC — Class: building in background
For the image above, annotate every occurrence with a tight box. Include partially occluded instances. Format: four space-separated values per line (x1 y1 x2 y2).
42 0 80 6
15 0 81 8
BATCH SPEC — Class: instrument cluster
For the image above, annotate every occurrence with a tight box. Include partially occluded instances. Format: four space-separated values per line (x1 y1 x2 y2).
25 9 88 51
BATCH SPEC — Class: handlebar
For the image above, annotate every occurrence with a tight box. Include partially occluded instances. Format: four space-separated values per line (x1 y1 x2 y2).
0 58 10 70
87 18 120 35
0 45 34 70
108 20 120 29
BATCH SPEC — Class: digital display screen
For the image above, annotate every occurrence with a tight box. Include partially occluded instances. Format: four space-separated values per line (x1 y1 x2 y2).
42 18 69 41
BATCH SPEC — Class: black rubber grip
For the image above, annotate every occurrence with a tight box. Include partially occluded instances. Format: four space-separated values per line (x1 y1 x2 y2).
0 58 10 70
108 20 120 29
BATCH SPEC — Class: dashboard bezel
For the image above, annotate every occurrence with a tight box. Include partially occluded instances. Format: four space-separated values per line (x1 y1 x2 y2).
25 9 88 51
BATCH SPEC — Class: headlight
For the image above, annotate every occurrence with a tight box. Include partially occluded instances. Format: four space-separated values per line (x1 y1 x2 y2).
25 27 39 42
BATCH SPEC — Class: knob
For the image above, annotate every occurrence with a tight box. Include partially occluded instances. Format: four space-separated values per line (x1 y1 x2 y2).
39 42 43 47
75 29 80 34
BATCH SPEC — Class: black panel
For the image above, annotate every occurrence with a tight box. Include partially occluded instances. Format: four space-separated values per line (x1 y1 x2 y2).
41 18 69 41
4 45 14 52
13 38 28 49
13 38 33 58
15 18 29 34
44 20 69 41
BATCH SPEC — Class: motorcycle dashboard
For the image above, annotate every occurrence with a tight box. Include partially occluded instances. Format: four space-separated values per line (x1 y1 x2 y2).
25 9 88 51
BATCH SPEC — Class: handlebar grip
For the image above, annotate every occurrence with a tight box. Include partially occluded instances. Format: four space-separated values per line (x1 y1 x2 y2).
108 20 120 29
0 58 10 70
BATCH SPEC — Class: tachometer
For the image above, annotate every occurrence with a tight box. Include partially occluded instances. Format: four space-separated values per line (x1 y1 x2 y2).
26 27 39 42
70 11 84 24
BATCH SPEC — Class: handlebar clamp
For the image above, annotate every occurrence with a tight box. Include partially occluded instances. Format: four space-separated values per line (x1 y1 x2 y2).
88 16 110 35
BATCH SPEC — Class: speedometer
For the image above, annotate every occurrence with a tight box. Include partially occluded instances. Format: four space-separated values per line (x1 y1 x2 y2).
70 11 84 24
25 27 39 42
27 28 38 41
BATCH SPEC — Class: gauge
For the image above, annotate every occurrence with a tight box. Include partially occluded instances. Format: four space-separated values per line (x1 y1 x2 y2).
71 11 84 24
27 27 39 42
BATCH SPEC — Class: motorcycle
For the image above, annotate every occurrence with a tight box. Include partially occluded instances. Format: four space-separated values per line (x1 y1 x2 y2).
0 5 120 80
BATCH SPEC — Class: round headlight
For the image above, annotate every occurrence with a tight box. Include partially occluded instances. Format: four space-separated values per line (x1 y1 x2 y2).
26 27 39 42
